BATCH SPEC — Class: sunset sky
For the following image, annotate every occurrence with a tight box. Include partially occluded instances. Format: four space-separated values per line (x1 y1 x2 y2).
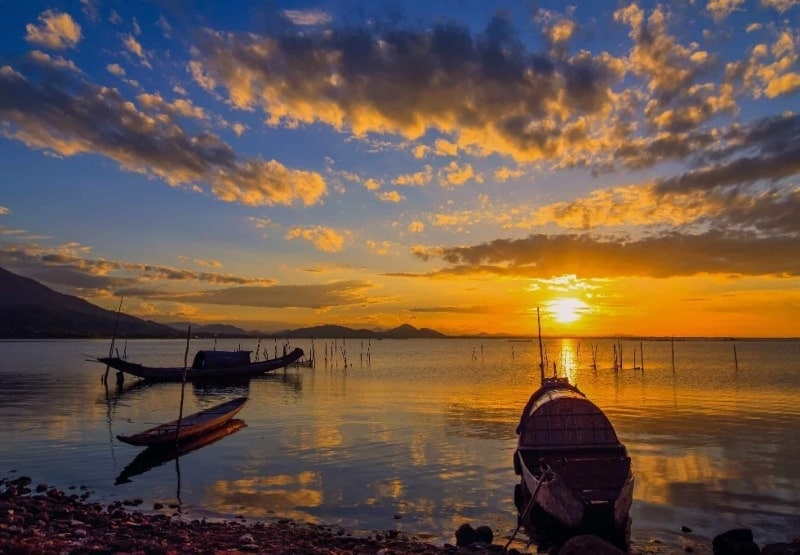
1 0 798 337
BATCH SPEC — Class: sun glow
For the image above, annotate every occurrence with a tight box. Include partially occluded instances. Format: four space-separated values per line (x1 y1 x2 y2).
547 298 588 324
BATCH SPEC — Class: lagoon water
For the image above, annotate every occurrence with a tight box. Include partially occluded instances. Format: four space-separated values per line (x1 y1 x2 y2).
1 337 798 551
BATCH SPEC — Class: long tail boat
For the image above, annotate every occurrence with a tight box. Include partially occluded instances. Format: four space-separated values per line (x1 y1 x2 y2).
512 310 633 550
93 347 304 381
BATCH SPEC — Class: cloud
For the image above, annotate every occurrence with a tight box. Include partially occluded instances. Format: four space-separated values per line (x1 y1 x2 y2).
123 34 152 69
0 243 276 298
706 0 747 22
106 63 126 77
125 281 373 309
0 206 9 215
614 4 733 134
137 92 208 121
740 28 800 99
412 144 430 159
438 161 480 187
25 10 82 50
376 190 404 203
654 113 800 194
183 6 793 178
392 165 433 186
411 231 800 279
0 57 327 207
156 14 172 38
282 9 333 26
493 166 526 182
761 0 799 12
366 240 394 255
433 138 458 157
408 305 489 314
363 178 381 191
189 14 627 163
408 221 424 233
285 226 348 252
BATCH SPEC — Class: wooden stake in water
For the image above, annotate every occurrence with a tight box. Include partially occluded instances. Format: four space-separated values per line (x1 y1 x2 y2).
733 345 739 371
671 336 676 374
640 340 645 372
175 325 191 447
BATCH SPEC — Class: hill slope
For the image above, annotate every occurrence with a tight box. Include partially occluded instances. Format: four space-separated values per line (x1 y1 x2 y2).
0 267 183 338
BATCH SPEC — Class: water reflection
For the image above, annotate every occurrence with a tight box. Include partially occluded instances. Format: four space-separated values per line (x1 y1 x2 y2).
1 338 799 548
115 419 247 485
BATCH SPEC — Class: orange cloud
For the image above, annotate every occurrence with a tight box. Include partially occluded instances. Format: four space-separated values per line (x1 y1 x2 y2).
285 226 348 252
25 10 82 50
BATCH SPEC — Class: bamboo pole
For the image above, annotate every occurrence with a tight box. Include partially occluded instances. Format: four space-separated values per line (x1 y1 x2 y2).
175 325 191 447
103 296 124 384
537 307 545 384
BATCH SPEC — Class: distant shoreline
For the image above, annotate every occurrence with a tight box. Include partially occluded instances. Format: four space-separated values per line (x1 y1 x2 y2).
1 334 798 341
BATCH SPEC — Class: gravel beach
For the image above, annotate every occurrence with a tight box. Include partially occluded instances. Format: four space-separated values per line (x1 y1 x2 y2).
0 476 481 554
3 475 798 554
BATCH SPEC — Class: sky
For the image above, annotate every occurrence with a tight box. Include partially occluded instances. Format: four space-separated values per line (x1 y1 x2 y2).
0 0 798 338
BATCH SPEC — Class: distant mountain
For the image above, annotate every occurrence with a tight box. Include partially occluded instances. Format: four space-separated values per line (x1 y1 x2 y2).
381 323 447 339
165 322 253 336
0 267 184 339
0 267 451 339
278 323 447 339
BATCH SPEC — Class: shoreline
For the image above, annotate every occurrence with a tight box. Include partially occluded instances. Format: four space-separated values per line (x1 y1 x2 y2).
1 476 455 554
3 475 797 554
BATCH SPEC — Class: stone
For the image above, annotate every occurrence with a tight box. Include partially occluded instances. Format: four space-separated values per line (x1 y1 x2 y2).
559 534 626 555
712 528 760 555
455 523 478 546
475 525 493 544
762 543 800 555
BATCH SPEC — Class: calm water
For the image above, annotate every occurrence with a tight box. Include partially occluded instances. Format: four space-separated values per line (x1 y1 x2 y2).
0 337 798 551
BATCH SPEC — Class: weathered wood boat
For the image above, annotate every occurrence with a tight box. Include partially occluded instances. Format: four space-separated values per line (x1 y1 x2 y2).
115 419 246 484
513 377 633 548
511 309 633 550
117 396 248 447
94 347 304 381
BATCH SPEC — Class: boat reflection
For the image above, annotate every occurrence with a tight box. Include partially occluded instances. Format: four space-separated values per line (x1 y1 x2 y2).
115 419 246 485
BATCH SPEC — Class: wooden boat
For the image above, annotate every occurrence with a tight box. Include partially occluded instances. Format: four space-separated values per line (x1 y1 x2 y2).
117 396 248 447
115 419 246 484
511 310 633 550
94 347 304 381
513 377 633 548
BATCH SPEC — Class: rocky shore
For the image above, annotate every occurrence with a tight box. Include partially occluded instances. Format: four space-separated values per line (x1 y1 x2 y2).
3 476 798 554
1 476 506 555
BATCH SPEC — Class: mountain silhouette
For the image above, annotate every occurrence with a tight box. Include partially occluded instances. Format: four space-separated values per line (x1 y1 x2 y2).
0 267 183 338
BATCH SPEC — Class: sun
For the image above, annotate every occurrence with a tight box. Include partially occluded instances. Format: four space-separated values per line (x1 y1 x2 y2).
547 298 588 324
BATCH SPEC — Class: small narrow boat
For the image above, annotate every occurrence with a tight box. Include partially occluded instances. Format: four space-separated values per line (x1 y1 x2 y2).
117 396 248 447
116 419 246 484
94 347 304 381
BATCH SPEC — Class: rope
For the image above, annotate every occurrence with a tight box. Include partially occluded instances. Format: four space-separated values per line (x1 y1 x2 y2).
504 457 555 551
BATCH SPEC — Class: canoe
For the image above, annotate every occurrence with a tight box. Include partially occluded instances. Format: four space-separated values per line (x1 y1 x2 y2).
117 396 248 447
95 347 304 381
115 419 246 484
513 377 633 549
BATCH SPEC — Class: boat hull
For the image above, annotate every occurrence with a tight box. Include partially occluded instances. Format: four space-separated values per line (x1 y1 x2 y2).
117 396 248 446
514 379 633 550
515 454 633 548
